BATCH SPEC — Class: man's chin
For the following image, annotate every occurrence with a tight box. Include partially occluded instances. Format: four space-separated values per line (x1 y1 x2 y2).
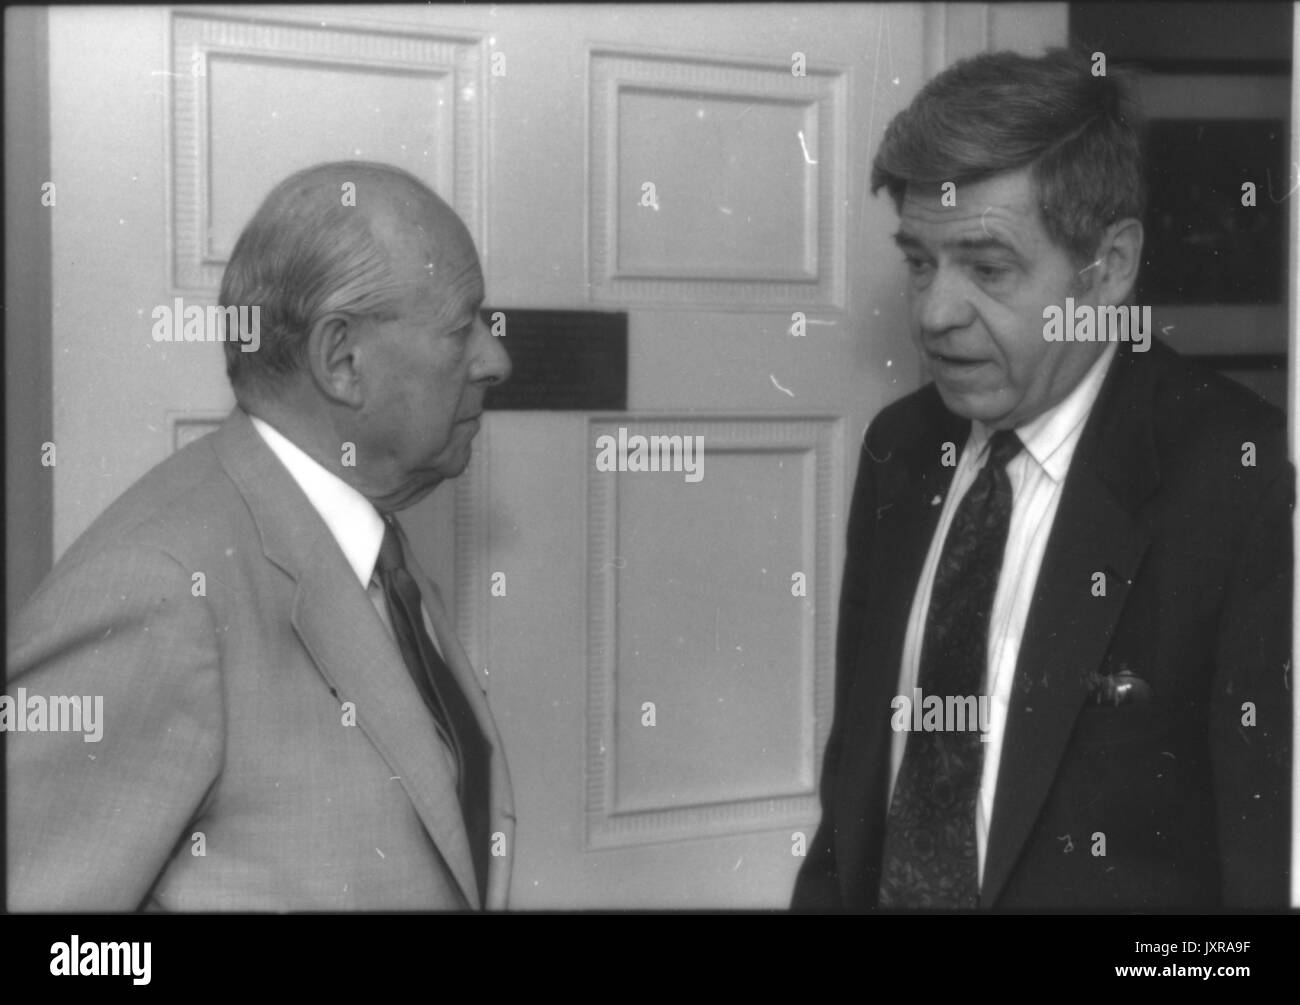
373 471 452 513
933 382 1010 425
376 439 477 511
437 438 475 478
437 456 471 480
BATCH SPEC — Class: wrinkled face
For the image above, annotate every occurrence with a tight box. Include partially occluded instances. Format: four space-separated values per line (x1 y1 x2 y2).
354 211 511 509
896 168 1101 429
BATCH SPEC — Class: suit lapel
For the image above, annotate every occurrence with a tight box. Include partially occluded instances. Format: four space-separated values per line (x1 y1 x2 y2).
863 395 969 693
841 392 969 895
980 347 1161 906
395 519 517 910
869 388 972 672
211 409 481 908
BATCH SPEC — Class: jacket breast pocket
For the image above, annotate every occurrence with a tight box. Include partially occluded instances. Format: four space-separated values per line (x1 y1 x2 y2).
1068 697 1177 750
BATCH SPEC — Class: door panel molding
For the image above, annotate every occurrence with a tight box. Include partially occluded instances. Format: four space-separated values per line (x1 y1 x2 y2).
582 414 842 848
169 9 485 292
588 47 847 310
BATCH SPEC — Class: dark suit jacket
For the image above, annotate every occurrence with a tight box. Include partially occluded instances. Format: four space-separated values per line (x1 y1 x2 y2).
7 408 515 910
793 339 1292 909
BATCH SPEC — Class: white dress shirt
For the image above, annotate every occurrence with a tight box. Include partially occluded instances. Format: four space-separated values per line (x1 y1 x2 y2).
250 414 456 780
889 343 1117 885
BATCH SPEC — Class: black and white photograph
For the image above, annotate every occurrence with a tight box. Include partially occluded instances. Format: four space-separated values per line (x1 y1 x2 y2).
2 0 1297 977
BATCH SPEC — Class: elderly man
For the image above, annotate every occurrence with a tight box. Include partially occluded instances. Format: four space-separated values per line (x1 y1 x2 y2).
794 49 1292 909
7 161 513 910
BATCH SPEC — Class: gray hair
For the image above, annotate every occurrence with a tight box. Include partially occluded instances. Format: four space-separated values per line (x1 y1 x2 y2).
219 161 439 395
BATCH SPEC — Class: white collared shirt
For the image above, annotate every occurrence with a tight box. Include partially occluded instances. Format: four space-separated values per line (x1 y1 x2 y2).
890 343 1117 885
250 414 456 778
251 415 386 588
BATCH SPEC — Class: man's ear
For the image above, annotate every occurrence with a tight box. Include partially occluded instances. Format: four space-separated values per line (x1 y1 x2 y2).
306 313 364 406
1094 217 1144 305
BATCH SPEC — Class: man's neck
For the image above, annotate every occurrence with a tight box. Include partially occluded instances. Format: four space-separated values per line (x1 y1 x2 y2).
240 392 442 514
240 392 366 491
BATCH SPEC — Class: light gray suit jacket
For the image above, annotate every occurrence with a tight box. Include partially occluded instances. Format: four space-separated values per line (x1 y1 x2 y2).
7 407 515 910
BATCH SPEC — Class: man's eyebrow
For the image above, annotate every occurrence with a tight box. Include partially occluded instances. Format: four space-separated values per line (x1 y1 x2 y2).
450 294 485 327
951 235 1021 255
892 231 1023 257
892 232 926 251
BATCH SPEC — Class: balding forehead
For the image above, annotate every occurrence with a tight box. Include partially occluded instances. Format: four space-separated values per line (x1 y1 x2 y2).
385 216 482 314
271 161 478 288
281 164 454 236
375 197 476 270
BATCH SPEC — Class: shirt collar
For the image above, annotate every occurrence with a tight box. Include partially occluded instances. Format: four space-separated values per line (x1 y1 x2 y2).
968 343 1117 482
249 414 386 587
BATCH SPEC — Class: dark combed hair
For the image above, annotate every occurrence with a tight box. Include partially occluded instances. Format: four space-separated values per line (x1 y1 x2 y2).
871 46 1147 266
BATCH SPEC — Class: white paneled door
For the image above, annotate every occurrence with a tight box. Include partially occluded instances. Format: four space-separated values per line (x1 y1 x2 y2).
48 3 927 906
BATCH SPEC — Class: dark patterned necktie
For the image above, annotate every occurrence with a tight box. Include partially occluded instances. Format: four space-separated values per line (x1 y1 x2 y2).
878 429 1022 908
375 517 490 905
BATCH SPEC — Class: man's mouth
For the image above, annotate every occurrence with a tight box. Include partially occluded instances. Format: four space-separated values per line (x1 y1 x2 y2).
930 352 987 368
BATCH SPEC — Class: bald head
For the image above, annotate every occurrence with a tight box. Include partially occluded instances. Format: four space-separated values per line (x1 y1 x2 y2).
219 160 509 511
220 160 474 399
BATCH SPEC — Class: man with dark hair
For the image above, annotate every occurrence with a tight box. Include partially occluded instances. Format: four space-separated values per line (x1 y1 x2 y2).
8 162 515 910
793 48 1291 909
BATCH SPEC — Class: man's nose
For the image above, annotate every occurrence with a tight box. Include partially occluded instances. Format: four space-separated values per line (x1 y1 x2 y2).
470 317 512 385
916 265 974 337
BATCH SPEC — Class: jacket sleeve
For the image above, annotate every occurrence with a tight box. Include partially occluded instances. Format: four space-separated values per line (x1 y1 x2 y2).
1209 456 1293 907
791 429 882 910
6 545 225 911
